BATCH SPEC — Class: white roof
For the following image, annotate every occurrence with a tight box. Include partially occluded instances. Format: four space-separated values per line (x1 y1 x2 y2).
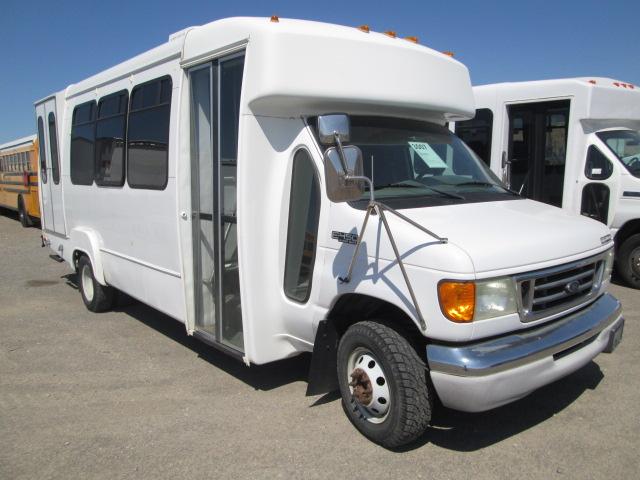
0 134 37 152
39 17 475 123
474 77 640 129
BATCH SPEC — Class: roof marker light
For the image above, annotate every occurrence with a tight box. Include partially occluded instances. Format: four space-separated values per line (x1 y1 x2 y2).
384 30 397 38
404 36 419 44
443 51 455 57
270 15 279 23
588 79 597 85
614 82 620 87
357 25 370 33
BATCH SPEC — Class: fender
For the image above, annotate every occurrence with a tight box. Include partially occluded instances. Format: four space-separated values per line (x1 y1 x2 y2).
69 227 107 285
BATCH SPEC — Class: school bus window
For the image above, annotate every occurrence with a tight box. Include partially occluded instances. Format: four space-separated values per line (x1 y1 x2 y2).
95 90 128 187
127 76 172 190
71 101 97 185
48 112 61 184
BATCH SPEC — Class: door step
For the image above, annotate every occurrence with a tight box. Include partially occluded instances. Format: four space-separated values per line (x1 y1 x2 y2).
49 254 64 263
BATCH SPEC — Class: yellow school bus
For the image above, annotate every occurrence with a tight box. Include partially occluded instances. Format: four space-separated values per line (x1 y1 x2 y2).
0 135 40 227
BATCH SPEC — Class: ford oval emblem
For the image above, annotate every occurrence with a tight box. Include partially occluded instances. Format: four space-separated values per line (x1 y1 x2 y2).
565 280 581 294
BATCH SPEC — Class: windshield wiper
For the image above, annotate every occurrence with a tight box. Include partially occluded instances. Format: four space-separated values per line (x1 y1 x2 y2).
456 181 519 195
373 182 464 200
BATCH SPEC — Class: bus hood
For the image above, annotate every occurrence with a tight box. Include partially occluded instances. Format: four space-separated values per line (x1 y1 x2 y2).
396 199 612 275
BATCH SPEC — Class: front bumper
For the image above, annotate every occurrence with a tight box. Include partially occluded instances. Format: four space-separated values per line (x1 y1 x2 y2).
426 293 623 412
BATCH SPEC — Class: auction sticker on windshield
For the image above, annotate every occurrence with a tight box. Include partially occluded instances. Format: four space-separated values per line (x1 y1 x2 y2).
409 142 448 169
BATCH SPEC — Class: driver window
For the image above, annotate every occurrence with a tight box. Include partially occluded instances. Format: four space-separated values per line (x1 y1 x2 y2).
585 146 613 180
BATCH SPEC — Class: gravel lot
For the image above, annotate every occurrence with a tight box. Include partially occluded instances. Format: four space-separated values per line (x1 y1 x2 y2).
1 212 638 479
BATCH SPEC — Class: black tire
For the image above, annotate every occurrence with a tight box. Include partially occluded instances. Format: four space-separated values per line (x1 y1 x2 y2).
18 196 32 228
337 321 432 448
78 255 115 312
616 234 640 289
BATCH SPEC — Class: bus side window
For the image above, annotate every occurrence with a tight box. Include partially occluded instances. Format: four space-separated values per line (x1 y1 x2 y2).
283 150 321 303
37 117 48 184
95 90 128 187
70 101 97 185
454 108 494 166
585 145 613 180
127 76 172 190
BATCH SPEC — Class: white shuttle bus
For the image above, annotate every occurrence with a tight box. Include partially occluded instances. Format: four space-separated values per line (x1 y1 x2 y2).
36 18 624 447
454 78 640 288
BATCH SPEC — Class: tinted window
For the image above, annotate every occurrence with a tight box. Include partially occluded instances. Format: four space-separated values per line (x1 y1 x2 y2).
585 145 613 180
127 76 172 189
48 112 60 184
284 150 321 302
37 116 47 184
71 101 96 185
95 90 128 186
455 108 493 166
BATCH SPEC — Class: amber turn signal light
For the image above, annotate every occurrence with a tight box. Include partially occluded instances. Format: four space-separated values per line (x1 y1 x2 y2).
438 281 475 322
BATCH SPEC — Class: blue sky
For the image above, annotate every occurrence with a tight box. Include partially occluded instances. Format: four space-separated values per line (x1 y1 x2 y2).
1 0 638 144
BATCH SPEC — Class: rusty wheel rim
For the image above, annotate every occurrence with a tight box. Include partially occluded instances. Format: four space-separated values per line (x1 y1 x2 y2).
347 347 391 423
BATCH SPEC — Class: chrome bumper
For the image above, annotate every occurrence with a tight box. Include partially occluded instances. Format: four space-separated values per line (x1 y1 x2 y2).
426 293 623 412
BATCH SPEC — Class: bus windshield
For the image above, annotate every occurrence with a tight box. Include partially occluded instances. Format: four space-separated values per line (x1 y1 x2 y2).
316 116 513 205
597 129 640 178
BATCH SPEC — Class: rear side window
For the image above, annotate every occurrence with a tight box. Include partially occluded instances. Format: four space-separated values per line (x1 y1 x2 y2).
455 108 494 166
284 150 321 303
585 145 613 180
71 101 97 185
127 76 172 189
37 116 47 184
48 112 60 184
95 90 128 186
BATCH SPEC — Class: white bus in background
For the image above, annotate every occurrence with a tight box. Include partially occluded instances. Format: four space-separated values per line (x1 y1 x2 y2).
36 18 624 448
454 78 640 288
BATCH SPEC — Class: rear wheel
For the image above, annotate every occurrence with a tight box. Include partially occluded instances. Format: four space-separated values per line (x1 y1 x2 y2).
18 196 32 228
616 234 640 289
337 321 433 448
78 255 115 312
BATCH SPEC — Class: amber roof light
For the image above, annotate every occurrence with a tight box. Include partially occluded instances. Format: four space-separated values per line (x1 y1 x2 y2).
270 15 279 23
357 24 370 33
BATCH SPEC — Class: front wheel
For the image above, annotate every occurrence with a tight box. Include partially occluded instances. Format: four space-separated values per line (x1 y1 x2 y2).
616 234 640 289
337 321 433 448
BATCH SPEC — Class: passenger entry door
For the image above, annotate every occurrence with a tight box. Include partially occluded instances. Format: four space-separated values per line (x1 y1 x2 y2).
507 100 570 208
35 98 66 235
188 53 245 352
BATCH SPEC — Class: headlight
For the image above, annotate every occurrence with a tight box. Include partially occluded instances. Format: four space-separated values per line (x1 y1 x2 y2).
438 277 518 323
474 277 518 321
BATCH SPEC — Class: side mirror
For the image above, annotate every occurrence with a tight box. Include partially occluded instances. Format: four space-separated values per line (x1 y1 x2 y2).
317 114 350 145
324 145 365 202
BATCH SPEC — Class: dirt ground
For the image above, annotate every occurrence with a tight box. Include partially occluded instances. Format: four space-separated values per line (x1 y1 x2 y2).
1 212 638 479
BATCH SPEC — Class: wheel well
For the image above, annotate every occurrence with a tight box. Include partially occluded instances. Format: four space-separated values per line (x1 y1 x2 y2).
327 293 426 351
615 220 640 251
72 250 87 271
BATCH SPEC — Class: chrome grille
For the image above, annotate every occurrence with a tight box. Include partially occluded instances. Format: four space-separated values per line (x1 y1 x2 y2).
516 253 606 323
